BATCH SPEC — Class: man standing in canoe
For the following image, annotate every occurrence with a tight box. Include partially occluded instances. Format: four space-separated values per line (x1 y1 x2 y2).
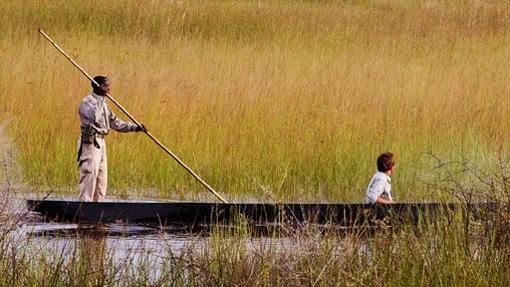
77 76 147 202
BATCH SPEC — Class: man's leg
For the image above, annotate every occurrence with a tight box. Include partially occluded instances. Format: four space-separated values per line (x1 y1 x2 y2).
94 140 107 202
79 143 101 201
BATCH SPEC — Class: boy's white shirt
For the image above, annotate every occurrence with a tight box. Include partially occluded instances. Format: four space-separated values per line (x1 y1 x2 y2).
365 171 393 204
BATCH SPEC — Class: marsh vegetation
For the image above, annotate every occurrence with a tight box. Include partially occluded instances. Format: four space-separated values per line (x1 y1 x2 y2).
2 0 510 201
2 1 510 285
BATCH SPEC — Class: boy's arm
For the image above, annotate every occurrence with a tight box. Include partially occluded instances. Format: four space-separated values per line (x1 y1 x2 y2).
375 197 395 204
367 177 396 204
367 178 385 203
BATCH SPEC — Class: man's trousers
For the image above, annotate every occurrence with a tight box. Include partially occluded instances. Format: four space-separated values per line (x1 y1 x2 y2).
78 138 107 202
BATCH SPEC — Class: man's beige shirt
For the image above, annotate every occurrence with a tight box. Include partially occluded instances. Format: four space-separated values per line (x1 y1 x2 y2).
78 93 137 134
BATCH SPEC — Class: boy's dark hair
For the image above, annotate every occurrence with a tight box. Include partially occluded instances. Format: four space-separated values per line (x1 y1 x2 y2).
91 75 108 89
377 152 395 172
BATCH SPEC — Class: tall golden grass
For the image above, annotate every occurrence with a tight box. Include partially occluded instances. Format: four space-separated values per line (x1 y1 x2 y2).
1 0 510 201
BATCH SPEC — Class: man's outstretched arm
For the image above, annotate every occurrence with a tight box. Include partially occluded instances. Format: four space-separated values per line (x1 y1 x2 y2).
109 108 146 132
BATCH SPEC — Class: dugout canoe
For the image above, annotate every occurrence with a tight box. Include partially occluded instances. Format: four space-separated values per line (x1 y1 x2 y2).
26 200 491 226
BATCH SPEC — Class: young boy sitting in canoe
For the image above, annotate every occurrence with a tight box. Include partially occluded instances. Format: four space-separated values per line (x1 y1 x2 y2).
365 152 396 204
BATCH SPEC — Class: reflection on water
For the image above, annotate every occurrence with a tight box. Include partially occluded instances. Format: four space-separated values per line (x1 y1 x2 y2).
15 222 299 268
14 222 211 280
78 234 107 282
18 222 210 255
25 222 191 237
10 221 368 283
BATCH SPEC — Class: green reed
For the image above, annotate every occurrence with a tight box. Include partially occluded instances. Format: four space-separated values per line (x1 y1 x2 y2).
1 0 510 201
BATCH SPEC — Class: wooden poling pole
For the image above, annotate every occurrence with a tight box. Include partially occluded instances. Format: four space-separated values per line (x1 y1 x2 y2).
39 29 229 203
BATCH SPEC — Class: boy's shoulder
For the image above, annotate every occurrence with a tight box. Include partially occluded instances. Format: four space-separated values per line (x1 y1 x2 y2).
373 171 391 183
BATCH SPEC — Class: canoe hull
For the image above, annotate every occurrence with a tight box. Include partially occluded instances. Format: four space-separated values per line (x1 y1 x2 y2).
27 200 460 226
